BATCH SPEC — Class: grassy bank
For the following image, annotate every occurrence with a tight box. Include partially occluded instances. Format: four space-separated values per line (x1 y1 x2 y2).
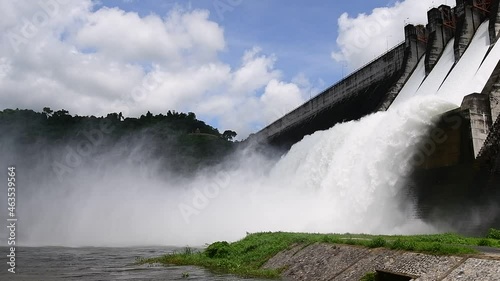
140 230 500 279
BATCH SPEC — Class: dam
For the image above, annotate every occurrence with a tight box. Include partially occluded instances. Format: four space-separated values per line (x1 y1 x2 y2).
3 0 500 250
251 0 500 233
253 0 499 149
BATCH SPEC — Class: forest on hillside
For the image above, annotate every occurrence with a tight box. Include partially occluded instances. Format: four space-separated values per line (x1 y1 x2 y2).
0 108 238 177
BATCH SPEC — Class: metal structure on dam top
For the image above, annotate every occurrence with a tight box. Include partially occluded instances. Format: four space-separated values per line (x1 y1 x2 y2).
473 0 493 14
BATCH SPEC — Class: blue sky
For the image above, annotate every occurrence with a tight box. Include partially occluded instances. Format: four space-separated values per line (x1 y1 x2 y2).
0 0 453 137
95 0 398 86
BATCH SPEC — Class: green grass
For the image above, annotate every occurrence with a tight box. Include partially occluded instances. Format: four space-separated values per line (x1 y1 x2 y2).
360 272 376 281
487 228 500 240
140 231 500 279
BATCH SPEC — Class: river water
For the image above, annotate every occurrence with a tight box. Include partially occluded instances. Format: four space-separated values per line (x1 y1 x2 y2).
0 247 268 281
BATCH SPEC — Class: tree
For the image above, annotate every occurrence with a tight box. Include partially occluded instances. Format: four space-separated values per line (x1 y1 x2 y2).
222 130 237 141
106 113 119 121
42 107 53 118
53 109 69 117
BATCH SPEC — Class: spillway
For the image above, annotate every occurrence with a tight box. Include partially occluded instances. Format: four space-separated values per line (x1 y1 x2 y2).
391 55 426 107
438 21 493 104
393 20 498 107
417 40 456 97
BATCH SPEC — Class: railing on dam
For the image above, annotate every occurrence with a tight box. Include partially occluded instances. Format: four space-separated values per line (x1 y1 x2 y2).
336 40 406 86
256 41 406 141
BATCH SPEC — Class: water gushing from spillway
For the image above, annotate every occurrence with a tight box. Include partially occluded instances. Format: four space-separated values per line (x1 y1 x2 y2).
3 20 500 247
0 97 458 247
394 20 500 107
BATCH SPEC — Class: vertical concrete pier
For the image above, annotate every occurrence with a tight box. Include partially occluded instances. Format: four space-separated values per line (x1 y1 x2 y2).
490 0 500 42
425 5 455 74
461 93 493 156
378 24 427 110
482 61 500 122
406 24 428 60
454 0 489 60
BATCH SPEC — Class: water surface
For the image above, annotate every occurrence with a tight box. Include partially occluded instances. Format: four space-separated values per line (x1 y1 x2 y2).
0 247 268 281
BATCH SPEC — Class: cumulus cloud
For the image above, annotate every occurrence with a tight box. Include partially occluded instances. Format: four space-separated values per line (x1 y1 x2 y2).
230 47 281 95
73 7 225 65
0 0 308 139
260 79 304 123
331 0 456 70
1 0 454 139
195 48 309 137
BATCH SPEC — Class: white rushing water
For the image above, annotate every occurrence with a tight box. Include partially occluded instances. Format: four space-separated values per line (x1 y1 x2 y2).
391 54 426 106
393 20 498 107
7 96 457 247
438 21 492 104
416 39 456 97
2 21 499 248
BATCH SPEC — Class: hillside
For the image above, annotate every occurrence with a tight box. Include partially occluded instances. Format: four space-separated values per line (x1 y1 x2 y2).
0 108 237 176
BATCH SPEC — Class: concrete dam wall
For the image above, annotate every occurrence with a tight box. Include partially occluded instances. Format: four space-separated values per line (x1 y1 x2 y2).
249 0 500 233
251 25 426 146
253 0 499 151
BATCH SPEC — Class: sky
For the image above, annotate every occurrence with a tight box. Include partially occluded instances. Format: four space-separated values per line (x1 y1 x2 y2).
0 0 455 138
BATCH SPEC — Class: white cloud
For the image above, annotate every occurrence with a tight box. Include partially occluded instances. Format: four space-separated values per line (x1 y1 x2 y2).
0 0 307 139
331 0 456 70
0 57 11 78
73 7 225 66
1 0 454 139
260 79 304 124
140 62 232 113
229 47 281 95
194 48 308 137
